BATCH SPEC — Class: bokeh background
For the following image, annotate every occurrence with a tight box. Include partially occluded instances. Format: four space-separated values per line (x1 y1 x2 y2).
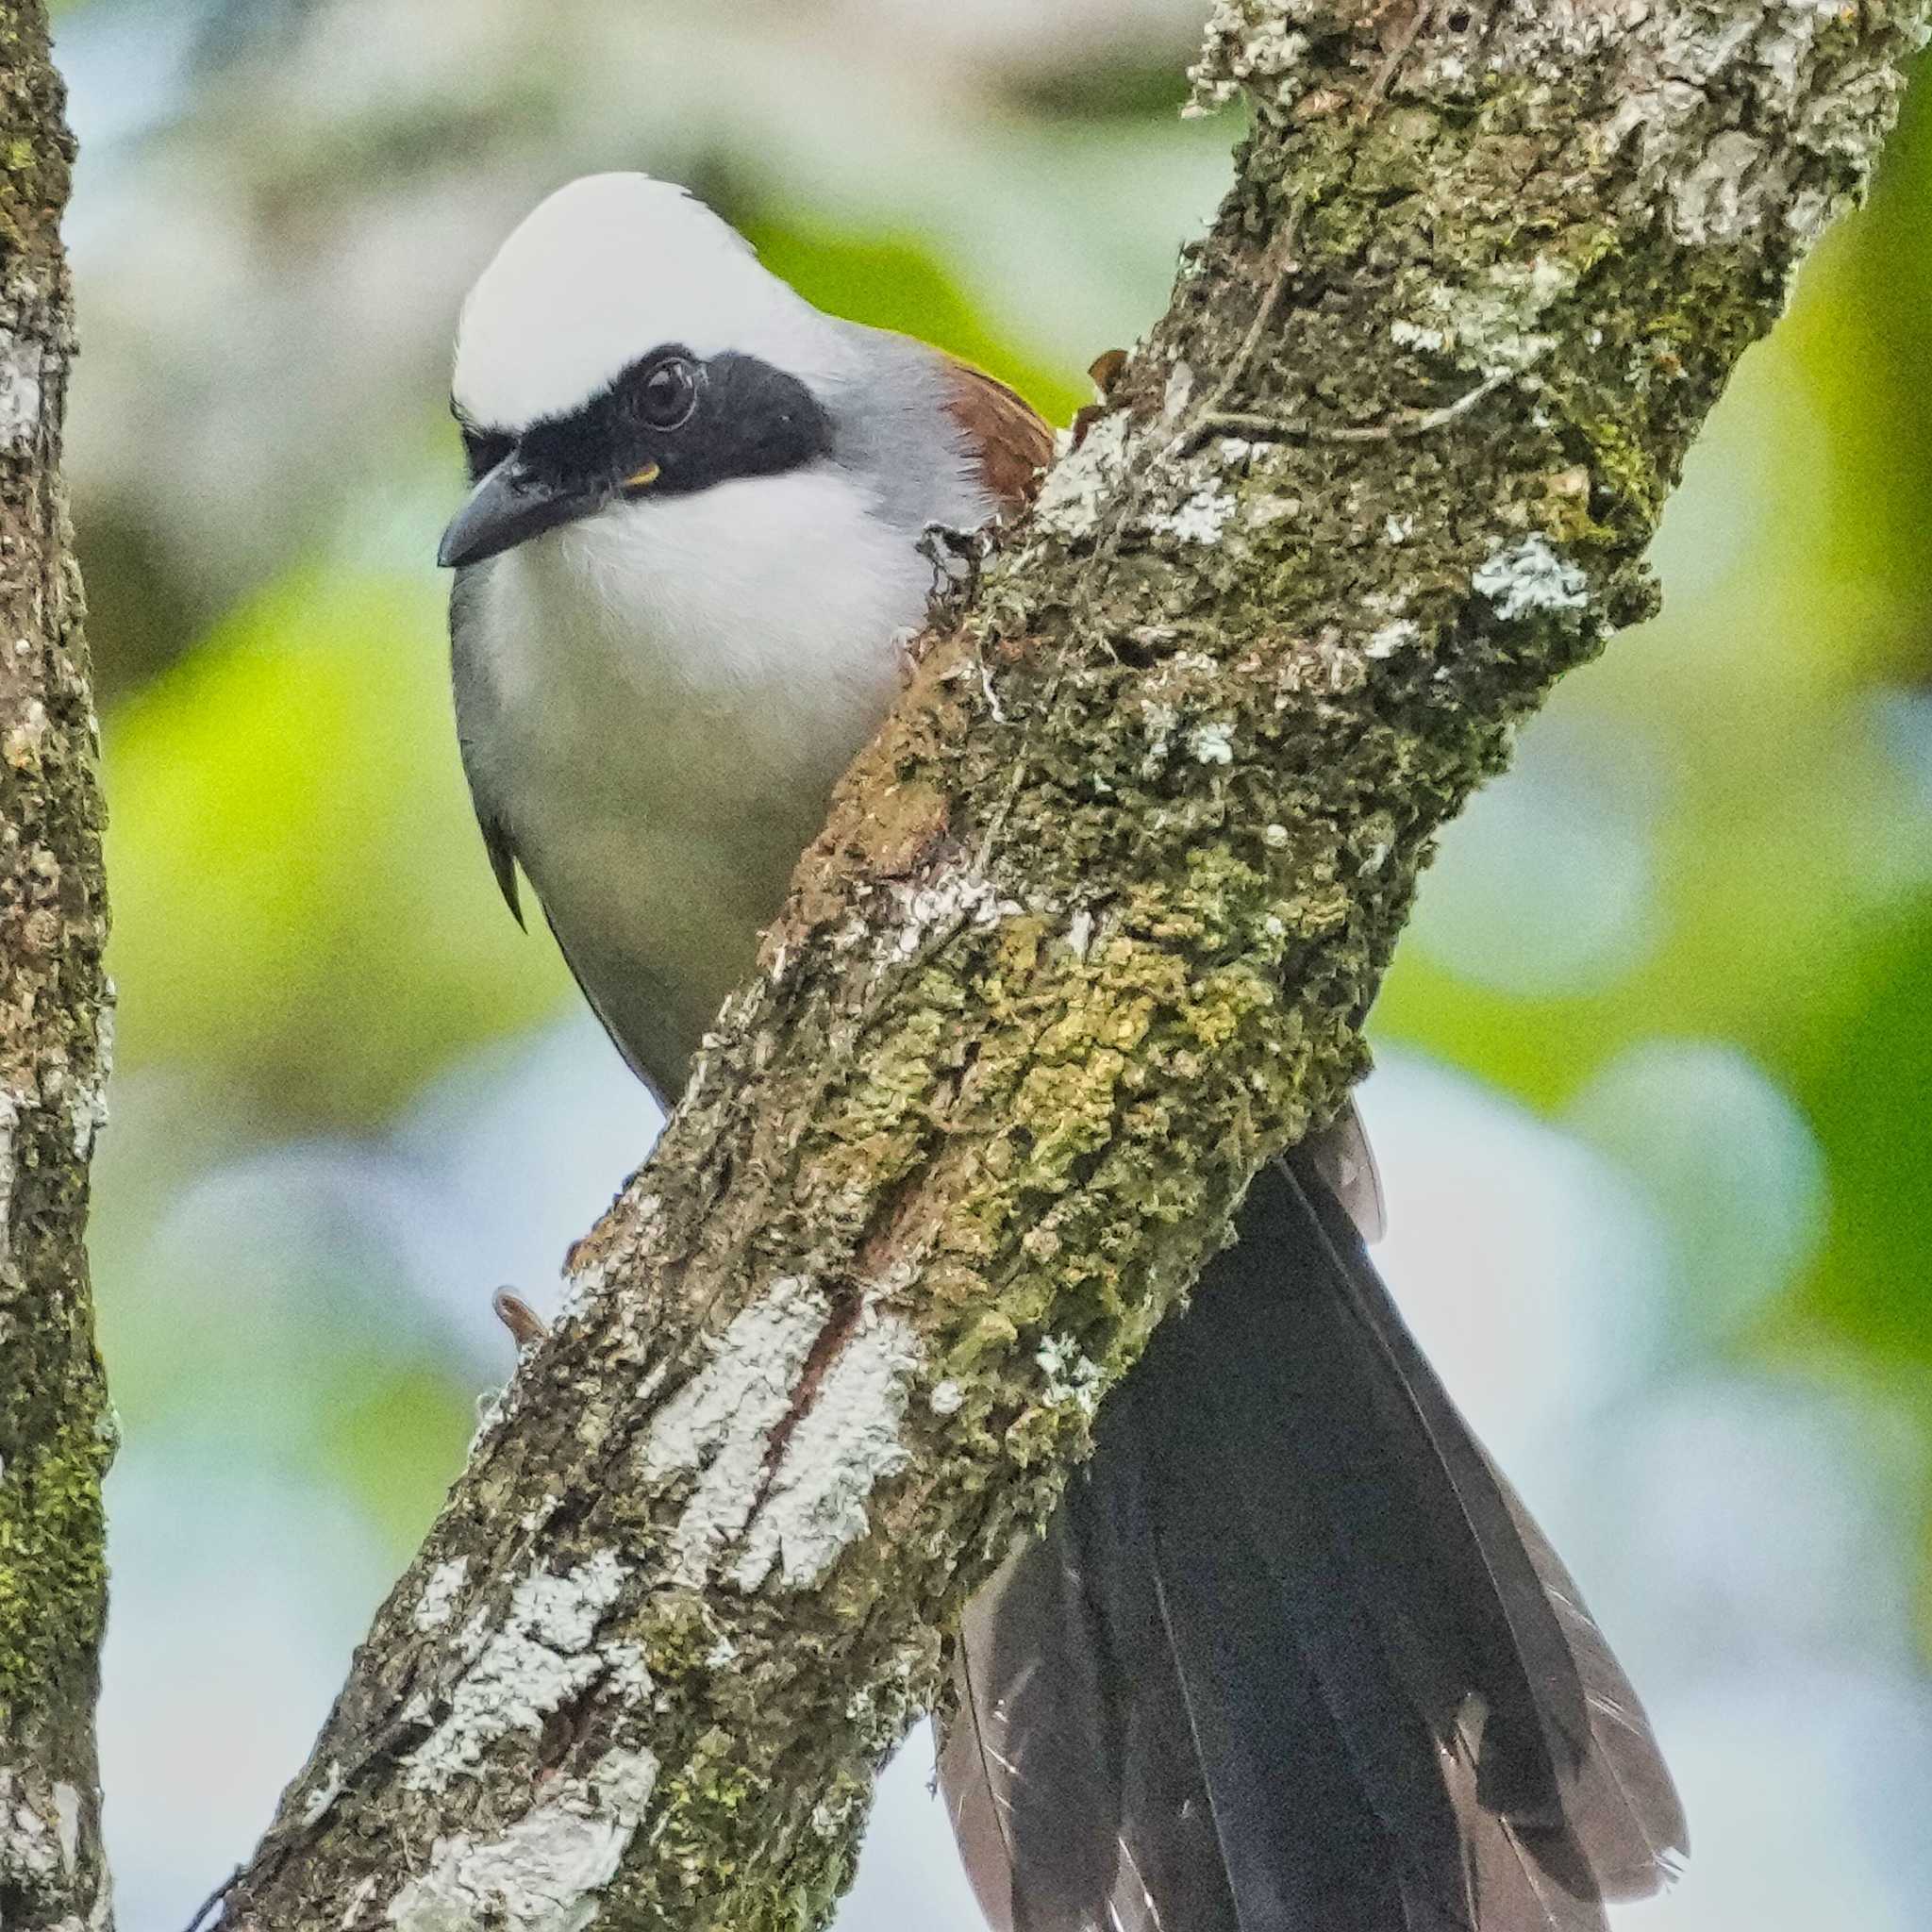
48 2 1932 1926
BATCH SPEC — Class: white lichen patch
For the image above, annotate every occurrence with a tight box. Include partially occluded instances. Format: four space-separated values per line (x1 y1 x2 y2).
386 1749 659 1932
0 336 44 453
554 1260 608 1333
1161 359 1196 424
557 1200 662 1335
1671 126 1783 244
876 865 1020 972
1522 0 1928 252
638 1277 832 1584
1188 1 1312 116
413 1557 471 1632
1395 257 1574 379
1390 319 1448 355
1140 699 1178 772
1162 486 1239 546
1243 485 1302 530
1031 410 1133 541
0 1767 67 1887
729 1302 922 1592
927 1377 965 1417
301 1761 346 1829
454 1605 493 1664
3 698 49 771
841 1640 931 1749
1472 536 1591 623
602 1641 656 1700
1366 620 1422 660
810 1790 864 1842
1036 1334 1105 1418
405 1551 631 1791
1187 721 1236 766
52 1785 80 1874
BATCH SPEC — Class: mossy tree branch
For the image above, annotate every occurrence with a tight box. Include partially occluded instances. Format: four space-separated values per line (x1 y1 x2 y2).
0 6 116 1931
224 6 1925 1930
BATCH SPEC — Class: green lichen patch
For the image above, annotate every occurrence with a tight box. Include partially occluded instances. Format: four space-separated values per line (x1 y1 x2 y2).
0 1385 110 1719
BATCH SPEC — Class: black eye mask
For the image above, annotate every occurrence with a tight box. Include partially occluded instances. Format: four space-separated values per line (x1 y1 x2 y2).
441 348 840 572
506 349 835 500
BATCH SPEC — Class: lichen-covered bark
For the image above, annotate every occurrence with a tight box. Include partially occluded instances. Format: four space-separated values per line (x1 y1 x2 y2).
227 7 1926 1930
0 7 116 1932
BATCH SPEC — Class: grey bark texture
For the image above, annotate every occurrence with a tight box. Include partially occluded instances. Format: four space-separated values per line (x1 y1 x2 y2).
0 5 116 1931
223 5 1928 1931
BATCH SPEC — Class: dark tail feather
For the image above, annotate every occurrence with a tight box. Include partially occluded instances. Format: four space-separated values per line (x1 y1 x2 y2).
1138 1333 1475 1932
1302 1163 1689 1896
1479 1470 1688 1901
941 1414 1240 1932
940 1156 1685 1931
941 1519 1127 1932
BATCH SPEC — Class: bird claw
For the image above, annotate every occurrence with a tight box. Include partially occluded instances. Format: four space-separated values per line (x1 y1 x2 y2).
493 1289 551 1354
920 520 991 600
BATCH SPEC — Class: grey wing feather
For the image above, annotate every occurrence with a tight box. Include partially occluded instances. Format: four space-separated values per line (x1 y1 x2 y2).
475 807 525 928
1448 1746 1607 1932
540 908 675 1108
450 568 681 1107
468 808 672 1107
452 725 659 1094
450 564 525 931
1328 1181 1689 1894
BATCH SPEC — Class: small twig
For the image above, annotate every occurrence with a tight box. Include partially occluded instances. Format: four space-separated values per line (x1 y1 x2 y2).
972 642 1008 724
1183 362 1524 455
1190 209 1307 438
180 1865 242 1932
1364 1 1441 114
937 638 1008 724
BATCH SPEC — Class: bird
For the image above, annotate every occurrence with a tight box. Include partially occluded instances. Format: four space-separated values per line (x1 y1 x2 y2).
438 172 1687 1932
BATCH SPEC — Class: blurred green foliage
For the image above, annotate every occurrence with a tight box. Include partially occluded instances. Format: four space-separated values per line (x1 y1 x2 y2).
742 215 1089 422
105 576 570 1123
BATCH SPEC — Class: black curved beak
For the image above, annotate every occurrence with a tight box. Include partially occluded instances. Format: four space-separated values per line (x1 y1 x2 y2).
437 457 603 570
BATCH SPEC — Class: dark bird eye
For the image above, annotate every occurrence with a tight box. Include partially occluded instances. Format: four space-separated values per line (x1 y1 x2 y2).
460 425 514 482
638 357 698 430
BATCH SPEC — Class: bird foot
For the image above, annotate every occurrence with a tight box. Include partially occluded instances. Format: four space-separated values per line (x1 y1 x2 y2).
493 1289 551 1354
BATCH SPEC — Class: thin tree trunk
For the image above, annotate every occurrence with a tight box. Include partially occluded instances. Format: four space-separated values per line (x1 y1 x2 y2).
208 5 1924 1930
0 6 116 1931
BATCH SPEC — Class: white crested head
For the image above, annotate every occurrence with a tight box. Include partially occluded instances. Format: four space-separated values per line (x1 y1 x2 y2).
452 174 853 430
